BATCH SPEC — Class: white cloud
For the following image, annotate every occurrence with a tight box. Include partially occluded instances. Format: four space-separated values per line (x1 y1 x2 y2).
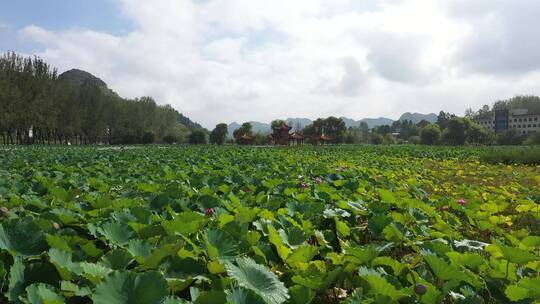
13 0 540 127
448 0 540 75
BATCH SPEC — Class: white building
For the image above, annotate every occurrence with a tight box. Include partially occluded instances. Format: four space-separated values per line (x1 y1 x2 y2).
474 109 540 135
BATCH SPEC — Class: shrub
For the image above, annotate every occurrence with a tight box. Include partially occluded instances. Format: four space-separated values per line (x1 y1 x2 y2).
189 129 208 144
420 124 441 145
440 118 466 145
408 136 421 144
370 133 384 145
383 133 396 145
163 134 178 144
496 129 526 145
524 131 540 145
480 146 540 165
142 131 156 144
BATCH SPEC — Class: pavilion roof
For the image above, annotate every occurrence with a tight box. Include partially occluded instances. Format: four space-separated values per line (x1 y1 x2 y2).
289 132 305 139
319 134 333 141
240 134 255 140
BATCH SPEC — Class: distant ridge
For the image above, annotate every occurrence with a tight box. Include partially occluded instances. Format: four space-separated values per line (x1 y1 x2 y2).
398 112 437 124
227 112 437 135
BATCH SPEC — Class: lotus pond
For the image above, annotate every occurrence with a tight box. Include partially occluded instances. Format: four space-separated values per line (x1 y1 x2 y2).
0 145 538 303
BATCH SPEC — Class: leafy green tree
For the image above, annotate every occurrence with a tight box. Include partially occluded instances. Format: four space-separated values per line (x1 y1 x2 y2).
408 136 421 144
416 120 430 128
271 120 287 132
466 123 493 145
0 51 198 145
189 129 208 144
436 111 456 129
420 124 441 145
524 131 540 145
496 129 526 145
142 131 156 144
233 122 253 143
370 133 384 145
345 123 370 144
441 117 466 145
210 123 228 145
374 125 391 135
302 117 346 144
323 116 347 143
253 133 269 145
383 133 396 144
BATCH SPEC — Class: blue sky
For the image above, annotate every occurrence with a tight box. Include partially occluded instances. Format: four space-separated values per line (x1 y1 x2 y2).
0 0 133 34
1 0 540 128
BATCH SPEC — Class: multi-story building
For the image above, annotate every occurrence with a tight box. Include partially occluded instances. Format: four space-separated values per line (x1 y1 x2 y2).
474 109 540 135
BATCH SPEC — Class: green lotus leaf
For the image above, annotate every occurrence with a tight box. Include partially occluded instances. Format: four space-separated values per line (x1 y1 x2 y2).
367 214 392 237
98 221 136 246
25 283 64 304
505 277 540 302
344 245 382 265
50 186 70 202
48 248 82 280
520 236 540 248
60 280 91 297
7 258 60 303
0 217 48 256
423 253 462 281
80 262 112 284
163 211 207 236
164 296 191 304
127 239 153 263
360 270 407 301
377 189 396 204
278 226 308 248
226 287 266 304
446 252 485 269
205 229 238 261
505 285 530 302
92 271 169 304
288 285 315 304
286 245 318 265
499 245 537 265
226 257 289 304
100 249 133 270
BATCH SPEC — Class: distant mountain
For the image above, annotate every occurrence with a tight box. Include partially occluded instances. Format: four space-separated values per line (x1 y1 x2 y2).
398 112 437 124
227 113 434 135
227 118 315 136
339 117 394 128
227 121 271 135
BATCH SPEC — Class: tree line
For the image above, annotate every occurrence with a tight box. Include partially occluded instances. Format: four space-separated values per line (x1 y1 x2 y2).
0 52 193 145
2 51 538 146
204 106 539 146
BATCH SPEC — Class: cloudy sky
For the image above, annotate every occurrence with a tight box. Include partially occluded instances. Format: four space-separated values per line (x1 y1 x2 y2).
1 0 540 128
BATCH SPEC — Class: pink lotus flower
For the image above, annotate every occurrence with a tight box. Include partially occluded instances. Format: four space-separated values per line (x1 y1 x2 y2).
205 208 215 216
313 177 322 185
299 182 309 189
457 199 467 206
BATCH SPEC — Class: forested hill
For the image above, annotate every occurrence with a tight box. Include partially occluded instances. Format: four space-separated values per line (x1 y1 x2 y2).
0 52 203 145
177 113 205 131
59 69 108 90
